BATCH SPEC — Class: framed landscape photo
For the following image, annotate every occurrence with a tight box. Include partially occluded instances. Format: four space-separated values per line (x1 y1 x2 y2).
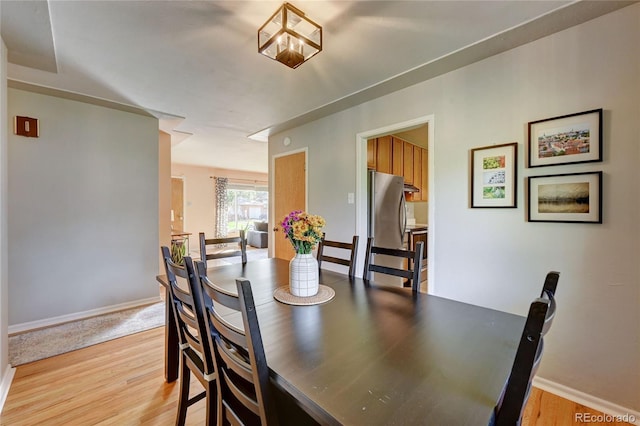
471 142 517 208
528 108 602 168
527 171 602 223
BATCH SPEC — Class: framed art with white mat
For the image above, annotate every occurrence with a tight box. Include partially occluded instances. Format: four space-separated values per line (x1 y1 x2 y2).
528 171 602 223
471 142 518 208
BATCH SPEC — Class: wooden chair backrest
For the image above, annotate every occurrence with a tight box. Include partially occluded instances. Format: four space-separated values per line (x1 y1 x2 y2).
195 261 278 425
493 271 560 426
362 236 424 292
317 235 359 277
160 247 215 376
199 230 247 268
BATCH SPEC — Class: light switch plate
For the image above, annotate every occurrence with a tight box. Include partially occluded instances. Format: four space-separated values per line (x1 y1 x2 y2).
14 116 39 137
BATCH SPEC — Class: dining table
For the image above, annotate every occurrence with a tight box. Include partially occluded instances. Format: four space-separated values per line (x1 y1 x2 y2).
156 257 525 426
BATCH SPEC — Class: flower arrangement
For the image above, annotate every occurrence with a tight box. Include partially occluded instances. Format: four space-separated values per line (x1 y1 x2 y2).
281 210 326 254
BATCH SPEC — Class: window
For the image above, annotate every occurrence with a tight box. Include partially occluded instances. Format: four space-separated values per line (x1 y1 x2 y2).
226 186 268 235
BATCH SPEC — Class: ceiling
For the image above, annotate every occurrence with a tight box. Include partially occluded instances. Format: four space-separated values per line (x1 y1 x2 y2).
1 1 635 173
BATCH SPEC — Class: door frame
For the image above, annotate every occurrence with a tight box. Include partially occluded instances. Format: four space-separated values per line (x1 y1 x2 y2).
270 147 309 258
355 115 436 293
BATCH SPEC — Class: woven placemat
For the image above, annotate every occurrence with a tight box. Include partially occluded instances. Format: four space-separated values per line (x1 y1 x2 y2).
273 285 336 306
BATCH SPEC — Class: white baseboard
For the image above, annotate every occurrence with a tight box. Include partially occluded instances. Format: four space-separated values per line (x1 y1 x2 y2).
533 377 640 425
0 365 15 413
8 296 162 335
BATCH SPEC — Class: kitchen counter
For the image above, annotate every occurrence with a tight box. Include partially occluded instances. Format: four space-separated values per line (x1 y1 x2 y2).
403 225 428 254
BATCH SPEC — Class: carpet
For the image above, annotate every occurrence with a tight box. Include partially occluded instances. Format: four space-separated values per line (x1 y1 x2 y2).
9 301 165 366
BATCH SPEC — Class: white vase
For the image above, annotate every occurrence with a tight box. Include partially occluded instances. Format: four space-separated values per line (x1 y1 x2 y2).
289 253 319 297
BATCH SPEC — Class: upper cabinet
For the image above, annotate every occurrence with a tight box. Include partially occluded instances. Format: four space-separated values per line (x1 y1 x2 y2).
403 141 414 185
376 135 393 174
420 147 428 201
408 146 428 201
367 138 377 170
392 137 403 177
367 138 378 170
367 136 428 202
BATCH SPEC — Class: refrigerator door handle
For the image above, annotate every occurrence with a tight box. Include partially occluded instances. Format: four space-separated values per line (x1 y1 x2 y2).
399 191 407 243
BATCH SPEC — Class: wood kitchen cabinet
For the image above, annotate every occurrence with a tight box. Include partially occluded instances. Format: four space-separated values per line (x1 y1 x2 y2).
410 147 421 200
412 146 424 191
420 147 428 201
403 141 414 185
367 138 377 169
392 137 403 176
408 147 428 201
369 135 428 201
376 136 393 174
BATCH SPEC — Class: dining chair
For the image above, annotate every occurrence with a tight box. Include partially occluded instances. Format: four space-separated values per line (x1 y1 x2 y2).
492 271 560 426
199 230 247 268
195 261 279 426
316 234 359 277
362 236 424 292
160 247 217 426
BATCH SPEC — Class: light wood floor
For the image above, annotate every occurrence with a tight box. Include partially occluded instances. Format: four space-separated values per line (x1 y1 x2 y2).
0 327 632 425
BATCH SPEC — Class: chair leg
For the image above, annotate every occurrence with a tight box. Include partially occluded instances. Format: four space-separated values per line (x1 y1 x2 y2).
205 381 217 426
175 355 191 426
216 381 224 426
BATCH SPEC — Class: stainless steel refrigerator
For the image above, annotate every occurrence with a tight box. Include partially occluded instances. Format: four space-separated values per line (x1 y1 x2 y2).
367 170 407 286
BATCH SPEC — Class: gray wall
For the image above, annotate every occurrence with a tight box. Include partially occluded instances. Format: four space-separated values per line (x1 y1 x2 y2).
0 10 9 392
269 5 639 412
8 88 160 326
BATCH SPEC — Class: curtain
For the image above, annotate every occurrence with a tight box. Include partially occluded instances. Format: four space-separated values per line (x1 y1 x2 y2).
214 177 228 238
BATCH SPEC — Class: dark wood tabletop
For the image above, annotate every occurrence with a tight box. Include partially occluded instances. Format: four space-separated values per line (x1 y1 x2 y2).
157 258 525 426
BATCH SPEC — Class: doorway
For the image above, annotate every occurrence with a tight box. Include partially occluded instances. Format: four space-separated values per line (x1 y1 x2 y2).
356 115 436 292
171 177 185 232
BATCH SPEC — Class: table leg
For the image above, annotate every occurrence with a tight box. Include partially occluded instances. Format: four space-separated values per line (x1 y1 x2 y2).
164 298 179 383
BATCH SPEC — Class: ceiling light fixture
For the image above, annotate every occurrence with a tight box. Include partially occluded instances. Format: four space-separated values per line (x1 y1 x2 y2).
258 2 322 69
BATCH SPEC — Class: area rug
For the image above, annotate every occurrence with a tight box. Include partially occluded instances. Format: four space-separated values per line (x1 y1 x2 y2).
9 301 165 366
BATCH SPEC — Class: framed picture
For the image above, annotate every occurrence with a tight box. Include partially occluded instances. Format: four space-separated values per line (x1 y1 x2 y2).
527 171 602 223
528 108 602 167
471 142 517 208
